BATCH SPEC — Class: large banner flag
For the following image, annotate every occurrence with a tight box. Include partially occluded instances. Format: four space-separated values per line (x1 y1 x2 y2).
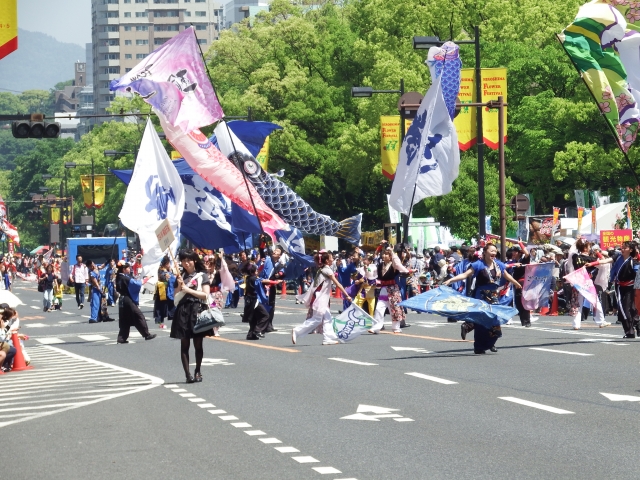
93 175 106 209
564 266 598 308
331 303 374 343
0 0 17 60
521 262 555 310
109 26 223 133
399 286 517 329
559 1 640 151
389 42 461 214
119 119 185 276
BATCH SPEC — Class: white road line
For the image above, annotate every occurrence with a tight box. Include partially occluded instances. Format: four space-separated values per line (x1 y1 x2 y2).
393 418 415 422
405 372 458 385
197 403 216 408
218 415 237 420
30 306 39 309
275 446 300 453
313 467 342 474
529 347 593 356
292 456 320 464
36 338 65 344
244 430 266 436
207 409 227 414
188 398 205 403
259 438 282 444
499 397 574 414
231 422 252 428
25 323 48 328
62 312 73 315
77 335 109 341
328 358 378 366
0 346 163 428
179 393 196 398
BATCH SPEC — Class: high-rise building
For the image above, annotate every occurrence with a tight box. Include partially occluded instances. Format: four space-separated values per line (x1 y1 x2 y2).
222 0 271 29
91 0 223 117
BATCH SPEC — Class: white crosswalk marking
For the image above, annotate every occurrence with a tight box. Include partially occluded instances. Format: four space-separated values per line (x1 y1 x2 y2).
0 345 163 428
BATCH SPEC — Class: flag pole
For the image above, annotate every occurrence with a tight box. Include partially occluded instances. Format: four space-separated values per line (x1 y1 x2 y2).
555 34 640 188
192 27 266 237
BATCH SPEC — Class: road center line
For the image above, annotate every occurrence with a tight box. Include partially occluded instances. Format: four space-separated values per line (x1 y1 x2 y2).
380 331 469 342
328 358 378 366
405 372 458 385
209 336 300 353
499 396 574 414
529 348 593 356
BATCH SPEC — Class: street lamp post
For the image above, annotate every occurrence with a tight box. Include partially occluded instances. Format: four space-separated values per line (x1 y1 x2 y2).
414 27 486 237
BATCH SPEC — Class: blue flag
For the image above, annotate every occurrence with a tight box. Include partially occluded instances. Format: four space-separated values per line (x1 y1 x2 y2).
399 286 518 328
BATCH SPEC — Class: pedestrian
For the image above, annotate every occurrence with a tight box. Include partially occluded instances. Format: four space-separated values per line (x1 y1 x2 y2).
170 250 211 384
444 243 523 354
243 264 270 340
115 261 156 344
52 277 64 310
292 251 352 346
259 247 286 334
570 239 612 330
41 264 55 312
86 260 103 324
104 258 116 306
369 247 411 334
507 242 532 327
612 240 639 338
154 256 171 330
70 255 89 309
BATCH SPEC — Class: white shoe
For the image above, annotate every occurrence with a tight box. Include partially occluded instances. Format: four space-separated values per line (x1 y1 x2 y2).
530 316 539 322
599 321 611 328
505 320 513 325
322 340 339 345
291 328 297 345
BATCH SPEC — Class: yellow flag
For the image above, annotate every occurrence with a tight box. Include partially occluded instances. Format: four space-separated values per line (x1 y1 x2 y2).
171 150 182 160
0 0 17 60
93 175 106 208
51 207 60 224
256 136 270 171
453 69 477 151
481 67 508 149
380 116 413 180
81 175 93 208
453 68 508 150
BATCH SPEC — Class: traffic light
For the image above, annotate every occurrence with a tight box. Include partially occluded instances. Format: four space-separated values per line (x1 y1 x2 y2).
27 209 43 220
12 120 61 139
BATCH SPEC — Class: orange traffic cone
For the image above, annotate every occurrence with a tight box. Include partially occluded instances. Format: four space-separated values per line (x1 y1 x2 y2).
549 291 559 316
280 281 287 299
10 332 33 372
539 305 550 315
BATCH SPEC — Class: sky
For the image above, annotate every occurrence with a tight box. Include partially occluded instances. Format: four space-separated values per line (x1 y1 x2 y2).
18 0 91 47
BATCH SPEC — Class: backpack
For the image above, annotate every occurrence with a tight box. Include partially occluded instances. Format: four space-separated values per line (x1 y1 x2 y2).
156 281 167 301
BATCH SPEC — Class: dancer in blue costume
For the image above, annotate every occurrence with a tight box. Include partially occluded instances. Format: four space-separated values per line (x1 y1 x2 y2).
443 244 522 354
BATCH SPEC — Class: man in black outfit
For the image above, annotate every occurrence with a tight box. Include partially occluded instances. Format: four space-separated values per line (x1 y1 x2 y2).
509 245 532 327
262 247 286 333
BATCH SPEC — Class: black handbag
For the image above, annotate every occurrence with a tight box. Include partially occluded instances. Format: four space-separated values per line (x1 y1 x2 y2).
193 303 225 334
37 280 44 292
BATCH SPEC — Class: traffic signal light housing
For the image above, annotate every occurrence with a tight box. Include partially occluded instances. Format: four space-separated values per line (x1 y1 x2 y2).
12 120 60 139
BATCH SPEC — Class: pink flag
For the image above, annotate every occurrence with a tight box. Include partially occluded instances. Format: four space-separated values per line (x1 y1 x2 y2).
563 266 598 308
110 27 223 133
218 255 236 293
158 115 287 238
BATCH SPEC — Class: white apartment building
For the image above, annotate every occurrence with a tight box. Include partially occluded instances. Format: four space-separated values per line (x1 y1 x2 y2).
91 0 223 117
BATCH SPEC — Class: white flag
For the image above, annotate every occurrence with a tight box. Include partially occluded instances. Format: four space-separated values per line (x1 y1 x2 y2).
119 119 185 276
389 77 460 214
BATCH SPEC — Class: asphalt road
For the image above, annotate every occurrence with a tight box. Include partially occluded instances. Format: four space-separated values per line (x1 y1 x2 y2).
3 279 640 479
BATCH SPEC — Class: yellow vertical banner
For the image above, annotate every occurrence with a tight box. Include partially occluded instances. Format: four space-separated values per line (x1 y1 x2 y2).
552 207 560 230
453 69 477 151
0 0 18 60
591 206 597 234
256 136 270 171
380 116 413 180
381 116 401 180
93 175 106 209
80 175 93 208
481 67 508 149
577 206 585 233
51 207 60 224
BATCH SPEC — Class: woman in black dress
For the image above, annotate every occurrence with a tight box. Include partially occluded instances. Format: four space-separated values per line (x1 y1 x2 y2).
612 240 639 338
170 250 211 383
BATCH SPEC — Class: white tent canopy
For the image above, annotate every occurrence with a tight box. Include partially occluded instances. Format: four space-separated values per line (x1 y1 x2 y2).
560 202 626 234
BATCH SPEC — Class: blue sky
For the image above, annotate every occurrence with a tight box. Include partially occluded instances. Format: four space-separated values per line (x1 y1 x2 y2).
18 0 91 47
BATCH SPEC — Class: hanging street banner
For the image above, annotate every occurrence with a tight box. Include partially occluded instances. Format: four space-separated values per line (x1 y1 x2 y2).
255 135 270 171
0 0 17 60
80 175 93 208
453 67 508 150
577 206 585 233
93 175 106 209
380 116 412 180
600 229 632 249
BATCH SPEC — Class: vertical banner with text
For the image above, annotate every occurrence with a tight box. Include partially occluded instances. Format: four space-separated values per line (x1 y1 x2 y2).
453 67 508 150
80 175 93 208
0 0 18 60
93 175 106 209
591 206 597 234
577 206 585 233
380 116 412 180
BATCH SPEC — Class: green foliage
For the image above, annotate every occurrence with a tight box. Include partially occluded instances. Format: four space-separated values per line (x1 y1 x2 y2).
423 153 518 241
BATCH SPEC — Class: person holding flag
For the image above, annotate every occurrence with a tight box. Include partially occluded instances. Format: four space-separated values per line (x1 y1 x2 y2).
292 251 352 346
507 242 533 327
444 244 522 354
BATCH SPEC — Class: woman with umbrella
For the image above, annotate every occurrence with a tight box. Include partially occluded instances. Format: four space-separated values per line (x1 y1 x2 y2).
443 243 523 354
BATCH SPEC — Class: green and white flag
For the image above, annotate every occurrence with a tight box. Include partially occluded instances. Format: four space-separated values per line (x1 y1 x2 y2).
332 304 374 343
